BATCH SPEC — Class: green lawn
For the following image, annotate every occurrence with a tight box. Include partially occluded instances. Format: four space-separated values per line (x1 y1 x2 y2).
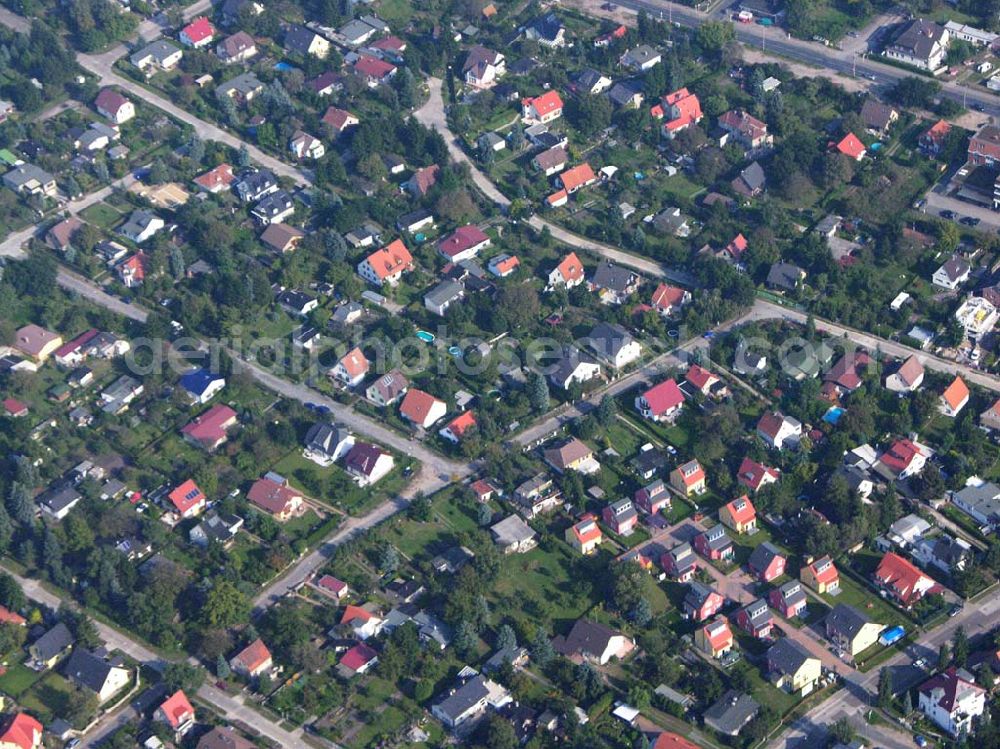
79 202 122 229
19 671 78 725
822 569 906 629
0 664 42 697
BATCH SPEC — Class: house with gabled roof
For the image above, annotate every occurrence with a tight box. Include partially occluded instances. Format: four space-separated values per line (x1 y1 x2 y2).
131 39 183 75
156 690 196 737
660 541 698 581
524 12 565 47
522 91 564 124
322 106 359 137
344 442 394 486
733 599 773 639
695 617 733 658
399 389 447 429
64 648 131 704
340 642 378 675
736 457 779 494
860 99 899 136
0 713 42 749
694 525 733 561
404 164 440 197
94 88 134 124
769 579 808 618
886 355 924 393
181 404 238 451
547 345 602 390
588 260 641 304
248 474 303 521
216 30 256 63
684 582 725 621
669 460 706 497
437 225 490 262
193 163 234 194
933 255 971 289
544 438 597 474
940 376 969 417
877 437 931 480
635 478 671 514
490 514 537 554
602 498 638 536
748 542 786 583
720 495 756 534
801 555 839 594
357 239 413 287
917 667 986 735
284 25 329 58
756 411 802 450
767 639 821 695
365 371 408 408
354 55 397 86
565 513 602 554
547 252 584 289
340 604 384 640
463 45 505 88
650 283 690 316
289 130 324 161
230 638 272 679
874 551 938 607
719 108 772 152
331 347 370 388
552 619 633 665
835 132 867 161
587 322 641 369
180 17 216 48
635 378 683 423
655 88 702 137
168 479 206 519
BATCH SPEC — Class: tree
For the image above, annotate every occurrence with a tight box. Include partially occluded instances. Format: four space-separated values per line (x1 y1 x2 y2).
376 542 399 573
531 628 555 667
954 626 969 667
477 502 493 527
216 653 231 678
162 662 204 694
188 137 205 166
597 395 617 427
199 581 250 629
630 597 653 627
696 20 735 57
237 143 251 168
495 624 517 652
6 481 32 525
939 641 951 667
0 574 24 612
528 373 550 413
829 717 854 745
453 619 477 658
408 494 432 522
877 666 893 708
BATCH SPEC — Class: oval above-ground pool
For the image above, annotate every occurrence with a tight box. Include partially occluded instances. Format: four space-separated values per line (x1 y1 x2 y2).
448 346 462 356
416 330 435 343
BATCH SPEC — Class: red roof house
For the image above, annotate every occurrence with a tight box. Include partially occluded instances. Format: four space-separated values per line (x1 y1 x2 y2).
193 163 234 193
736 457 780 493
436 225 490 262
180 17 216 47
635 378 684 422
314 574 349 599
354 55 397 85
180 404 238 451
0 605 25 626
658 88 702 136
167 480 206 519
685 364 720 395
879 438 929 479
874 552 938 607
0 713 42 749
440 411 477 442
2 398 28 418
522 91 564 123
559 163 597 194
399 388 447 429
720 495 756 534
650 283 690 316
53 328 100 367
340 642 378 674
321 106 360 134
247 475 303 521
836 132 866 161
157 690 196 734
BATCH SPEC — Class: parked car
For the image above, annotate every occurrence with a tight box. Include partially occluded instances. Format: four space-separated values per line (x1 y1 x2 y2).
940 210 956 220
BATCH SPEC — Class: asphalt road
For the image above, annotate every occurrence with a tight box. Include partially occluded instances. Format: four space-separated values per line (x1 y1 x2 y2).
609 0 1000 117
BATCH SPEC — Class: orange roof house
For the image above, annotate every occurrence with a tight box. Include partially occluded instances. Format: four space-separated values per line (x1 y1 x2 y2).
331 347 370 387
341 604 375 625
694 616 733 658
685 364 720 396
548 252 585 288
522 90 564 122
0 605 26 626
835 132 866 161
357 239 414 287
670 460 706 497
565 513 603 554
719 495 756 534
650 732 702 749
874 552 937 607
440 411 477 443
658 88 703 136
0 713 43 749
229 638 273 678
546 189 568 207
193 163 234 193
801 555 840 594
399 388 447 429
940 376 969 417
650 283 690 316
559 163 597 194
167 479 206 519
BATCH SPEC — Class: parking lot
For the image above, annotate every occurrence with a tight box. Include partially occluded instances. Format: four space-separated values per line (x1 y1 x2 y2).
923 190 1000 232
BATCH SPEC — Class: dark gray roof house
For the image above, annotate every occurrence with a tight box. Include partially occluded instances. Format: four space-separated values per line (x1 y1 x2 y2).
732 161 766 197
63 648 126 697
703 690 760 735
767 638 813 678
284 25 325 56
586 322 638 366
766 262 805 292
825 602 871 641
29 622 74 664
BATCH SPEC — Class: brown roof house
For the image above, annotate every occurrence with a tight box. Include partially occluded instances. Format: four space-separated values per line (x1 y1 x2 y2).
543 438 599 474
552 619 634 665
260 223 305 254
13 324 63 362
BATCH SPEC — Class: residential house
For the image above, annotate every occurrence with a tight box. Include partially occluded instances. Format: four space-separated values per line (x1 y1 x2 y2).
860 99 899 136
313 574 349 600
64 649 131 703
94 88 134 124
552 619 634 665
874 552 937 607
546 345 601 390
748 542 786 583
365 371 409 408
547 252 585 289
303 422 355 466
940 376 969 417
0 714 42 749
181 404 238 451
29 622 73 669
289 130 324 160
340 605 384 640
38 485 82 521
720 495 757 534
260 223 305 255
431 673 511 730
404 164 440 198
437 225 490 262
932 255 971 290
652 206 690 237
836 133 867 161
695 617 734 658
130 39 183 74
694 525 734 561
340 643 378 675
769 580 808 618
216 72 265 106
635 378 684 423
193 163 235 194
559 163 598 195
396 209 434 234
669 460 706 497
917 667 986 736
3 164 56 196
587 322 641 369
197 728 256 749
424 280 465 316
954 296 998 340
490 514 537 554
343 442 394 486
767 639 822 696
718 109 773 152
251 190 294 224
588 260 641 304
736 458 781 494
13 324 62 362
912 534 971 574
574 68 612 95
801 555 840 594
655 88 702 137
733 599 773 639
487 254 519 277
322 106 359 137
767 262 806 292
732 161 766 197
683 582 725 622
650 283 690 316
229 638 272 679
247 474 303 521
45 216 84 252
920 119 951 157
463 46 505 87
521 91 564 124
119 210 163 243
620 44 661 71
331 347 369 387
189 511 243 548
877 437 931 481
284 26 329 58
886 355 924 392
233 169 277 202
545 438 597 474
523 13 565 47
565 514 603 554
156 690 196 738
981 400 1000 432
276 289 317 316
180 17 216 48
399 389 447 429
357 239 414 287
953 481 1000 528
353 55 397 87
167 479 206 519
216 31 256 63
607 80 644 109
602 498 638 536
179 368 225 405
437 412 477 444
660 541 698 581
883 19 949 71
703 691 759 736
756 411 802 450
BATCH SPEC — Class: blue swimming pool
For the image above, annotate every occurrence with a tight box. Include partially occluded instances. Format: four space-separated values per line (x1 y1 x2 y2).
823 406 845 425
448 346 462 356
416 330 435 343
274 61 294 71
